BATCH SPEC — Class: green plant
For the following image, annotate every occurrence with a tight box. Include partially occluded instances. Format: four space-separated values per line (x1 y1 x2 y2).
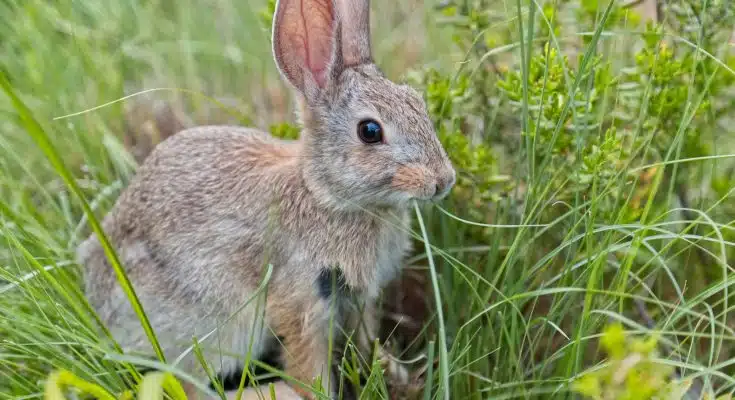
269 121 300 140
406 0 735 396
572 323 691 400
573 323 734 400
45 369 188 400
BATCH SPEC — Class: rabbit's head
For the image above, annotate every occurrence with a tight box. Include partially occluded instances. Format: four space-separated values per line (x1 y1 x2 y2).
273 0 455 210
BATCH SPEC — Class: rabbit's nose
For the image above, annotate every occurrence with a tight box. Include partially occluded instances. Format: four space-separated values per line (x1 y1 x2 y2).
432 168 456 200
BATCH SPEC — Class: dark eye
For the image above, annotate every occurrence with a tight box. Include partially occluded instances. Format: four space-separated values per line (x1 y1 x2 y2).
357 119 383 144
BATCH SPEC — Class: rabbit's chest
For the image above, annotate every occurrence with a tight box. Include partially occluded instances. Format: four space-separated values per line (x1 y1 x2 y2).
369 223 411 295
298 210 411 299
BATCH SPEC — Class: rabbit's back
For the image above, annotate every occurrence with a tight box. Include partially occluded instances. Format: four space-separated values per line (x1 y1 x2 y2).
78 126 298 371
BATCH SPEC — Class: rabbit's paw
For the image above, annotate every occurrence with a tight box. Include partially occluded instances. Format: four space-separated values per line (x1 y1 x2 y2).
229 381 304 400
378 349 410 386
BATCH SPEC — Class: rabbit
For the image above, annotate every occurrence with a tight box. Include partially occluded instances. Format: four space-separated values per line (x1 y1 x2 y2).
76 0 455 398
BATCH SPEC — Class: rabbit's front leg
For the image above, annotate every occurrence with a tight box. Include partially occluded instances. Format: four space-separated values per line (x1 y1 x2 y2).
270 296 336 399
350 301 409 386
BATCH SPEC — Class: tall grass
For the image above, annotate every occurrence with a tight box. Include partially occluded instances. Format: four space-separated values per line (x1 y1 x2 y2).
1 0 735 399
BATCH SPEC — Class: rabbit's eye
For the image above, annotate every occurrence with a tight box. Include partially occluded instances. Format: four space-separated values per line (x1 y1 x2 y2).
357 120 383 144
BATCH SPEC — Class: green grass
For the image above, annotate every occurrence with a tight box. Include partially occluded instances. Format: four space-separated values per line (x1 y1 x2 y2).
2 0 735 399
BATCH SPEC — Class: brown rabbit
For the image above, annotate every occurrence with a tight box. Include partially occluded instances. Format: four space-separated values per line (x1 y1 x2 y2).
77 0 455 398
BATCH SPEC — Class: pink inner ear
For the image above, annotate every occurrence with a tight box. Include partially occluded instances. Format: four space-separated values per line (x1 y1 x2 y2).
302 0 333 87
275 0 335 90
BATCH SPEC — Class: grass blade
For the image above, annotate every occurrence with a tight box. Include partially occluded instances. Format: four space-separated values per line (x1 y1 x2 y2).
0 69 167 362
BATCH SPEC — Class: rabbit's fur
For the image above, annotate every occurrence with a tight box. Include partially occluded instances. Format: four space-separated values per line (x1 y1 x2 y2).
78 0 455 398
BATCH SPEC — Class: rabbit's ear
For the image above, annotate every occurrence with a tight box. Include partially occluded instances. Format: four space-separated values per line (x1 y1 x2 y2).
336 0 372 67
272 0 338 96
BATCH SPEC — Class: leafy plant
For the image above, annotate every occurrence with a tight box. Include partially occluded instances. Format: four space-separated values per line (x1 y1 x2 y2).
573 323 733 400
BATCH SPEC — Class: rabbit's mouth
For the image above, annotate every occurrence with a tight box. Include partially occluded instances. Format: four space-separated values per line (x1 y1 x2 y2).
390 164 455 202
412 176 456 203
409 188 451 204
432 181 454 201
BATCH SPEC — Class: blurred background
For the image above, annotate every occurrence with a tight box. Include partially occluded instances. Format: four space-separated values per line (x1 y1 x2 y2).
2 0 735 399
